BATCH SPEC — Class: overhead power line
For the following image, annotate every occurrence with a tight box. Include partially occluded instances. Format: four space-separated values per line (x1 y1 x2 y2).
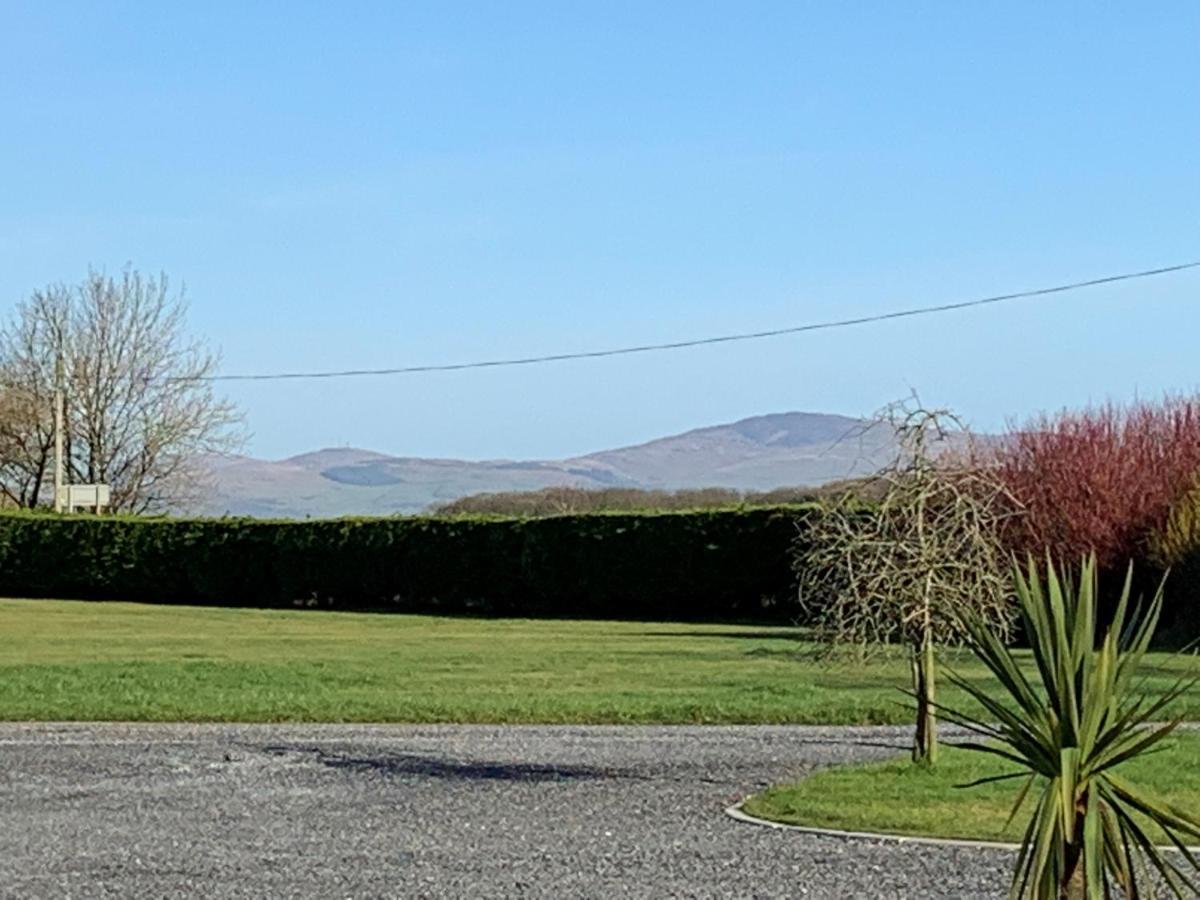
197 260 1200 383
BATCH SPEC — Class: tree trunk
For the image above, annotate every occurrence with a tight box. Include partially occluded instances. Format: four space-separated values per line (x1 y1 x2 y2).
1061 841 1086 900
911 631 938 764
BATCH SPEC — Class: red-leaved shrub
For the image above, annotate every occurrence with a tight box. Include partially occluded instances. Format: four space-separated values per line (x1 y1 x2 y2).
991 397 1200 569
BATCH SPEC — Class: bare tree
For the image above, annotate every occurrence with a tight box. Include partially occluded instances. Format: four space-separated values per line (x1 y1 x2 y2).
794 401 1017 763
0 286 70 508
0 268 243 513
0 381 37 508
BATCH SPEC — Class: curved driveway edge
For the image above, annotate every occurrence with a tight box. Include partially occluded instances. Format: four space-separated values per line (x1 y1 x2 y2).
0 723 1013 898
725 800 1021 851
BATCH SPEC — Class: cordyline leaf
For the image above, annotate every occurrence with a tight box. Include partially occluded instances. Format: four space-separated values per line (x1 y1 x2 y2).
938 673 1055 772
1088 718 1185 778
1098 804 1133 899
936 672 1034 738
1018 557 1062 716
1003 774 1038 835
1107 794 1199 899
1053 560 1082 742
925 703 1003 743
1080 619 1130 753
946 554 1200 899
1095 671 1198 756
1106 774 1200 843
956 769 1031 790
1114 581 1165 688
938 707 1047 773
1087 694 1161 763
1028 779 1063 895
1083 789 1102 900
1011 790 1046 900
959 621 1045 717
1111 564 1135 650
1059 748 1081 843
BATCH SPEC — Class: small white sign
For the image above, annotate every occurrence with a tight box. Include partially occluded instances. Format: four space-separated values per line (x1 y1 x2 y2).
56 483 111 511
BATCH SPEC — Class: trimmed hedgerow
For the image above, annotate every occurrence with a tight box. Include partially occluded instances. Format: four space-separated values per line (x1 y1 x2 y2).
0 506 814 622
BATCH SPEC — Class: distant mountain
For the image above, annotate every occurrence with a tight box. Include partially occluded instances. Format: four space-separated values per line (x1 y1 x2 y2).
199 411 900 519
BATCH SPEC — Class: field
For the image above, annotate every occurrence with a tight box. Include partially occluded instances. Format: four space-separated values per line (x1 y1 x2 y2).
2 597 1198 723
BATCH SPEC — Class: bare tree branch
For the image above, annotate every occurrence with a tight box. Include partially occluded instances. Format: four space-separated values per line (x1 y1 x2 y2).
0 267 245 513
793 398 1021 762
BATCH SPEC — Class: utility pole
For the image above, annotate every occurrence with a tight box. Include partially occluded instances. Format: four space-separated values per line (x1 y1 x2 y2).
53 356 64 513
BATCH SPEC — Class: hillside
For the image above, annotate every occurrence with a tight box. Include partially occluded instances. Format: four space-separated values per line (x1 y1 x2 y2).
200 411 898 518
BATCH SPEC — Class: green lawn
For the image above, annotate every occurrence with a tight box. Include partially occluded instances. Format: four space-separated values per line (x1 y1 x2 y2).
742 736 1200 844
0 597 1197 723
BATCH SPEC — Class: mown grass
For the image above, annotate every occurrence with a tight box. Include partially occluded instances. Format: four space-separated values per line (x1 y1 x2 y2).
742 736 1200 844
0 598 1197 723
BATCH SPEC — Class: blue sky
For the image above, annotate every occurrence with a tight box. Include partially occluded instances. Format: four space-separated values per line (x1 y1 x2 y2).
2 3 1197 460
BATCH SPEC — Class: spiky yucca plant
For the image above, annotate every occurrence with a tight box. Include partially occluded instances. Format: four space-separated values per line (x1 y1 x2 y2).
944 556 1200 899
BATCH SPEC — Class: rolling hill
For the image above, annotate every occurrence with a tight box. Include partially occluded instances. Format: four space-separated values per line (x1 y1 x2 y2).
200 411 899 518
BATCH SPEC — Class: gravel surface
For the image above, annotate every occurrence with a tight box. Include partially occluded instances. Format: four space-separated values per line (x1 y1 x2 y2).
0 723 1012 898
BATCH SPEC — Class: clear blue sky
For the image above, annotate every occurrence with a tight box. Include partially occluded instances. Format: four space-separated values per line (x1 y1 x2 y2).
2 3 1197 460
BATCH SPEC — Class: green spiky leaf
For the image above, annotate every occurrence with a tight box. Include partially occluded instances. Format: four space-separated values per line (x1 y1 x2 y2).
949 555 1200 898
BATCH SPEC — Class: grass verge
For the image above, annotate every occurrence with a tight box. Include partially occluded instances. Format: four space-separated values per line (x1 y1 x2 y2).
1 598 1197 723
742 736 1200 844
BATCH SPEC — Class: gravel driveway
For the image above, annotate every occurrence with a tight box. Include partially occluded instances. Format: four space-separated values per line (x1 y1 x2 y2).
0 723 1011 898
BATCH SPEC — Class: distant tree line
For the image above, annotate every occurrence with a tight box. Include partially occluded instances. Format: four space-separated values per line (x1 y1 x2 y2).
430 479 885 517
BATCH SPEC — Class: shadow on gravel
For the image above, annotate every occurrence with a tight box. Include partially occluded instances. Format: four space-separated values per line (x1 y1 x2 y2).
258 746 632 782
319 752 627 782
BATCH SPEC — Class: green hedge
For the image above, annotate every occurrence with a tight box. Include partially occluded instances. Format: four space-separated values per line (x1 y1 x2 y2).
0 507 813 622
